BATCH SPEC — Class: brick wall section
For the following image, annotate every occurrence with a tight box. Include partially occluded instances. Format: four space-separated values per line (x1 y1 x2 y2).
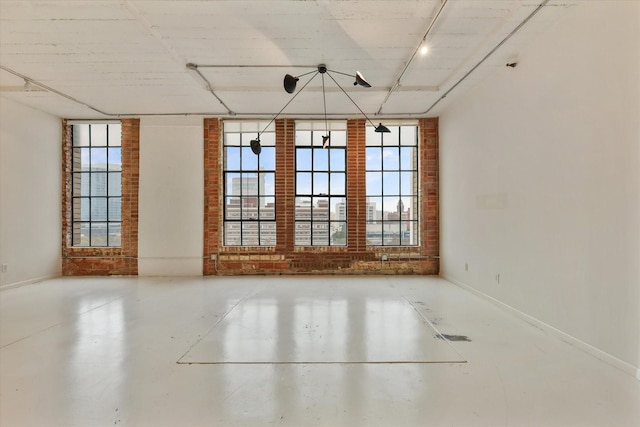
205 118 439 275
61 119 140 275
275 119 295 254
419 118 439 274
346 119 367 253
203 118 222 275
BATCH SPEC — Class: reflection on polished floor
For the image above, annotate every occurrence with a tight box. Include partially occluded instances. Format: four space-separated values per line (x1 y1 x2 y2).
1 276 639 427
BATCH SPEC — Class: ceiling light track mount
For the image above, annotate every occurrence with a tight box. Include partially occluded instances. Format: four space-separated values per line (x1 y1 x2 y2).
251 64 390 155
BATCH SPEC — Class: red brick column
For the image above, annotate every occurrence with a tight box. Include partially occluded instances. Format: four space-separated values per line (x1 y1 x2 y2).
203 118 222 275
275 119 295 254
61 118 139 275
419 117 439 274
347 119 367 252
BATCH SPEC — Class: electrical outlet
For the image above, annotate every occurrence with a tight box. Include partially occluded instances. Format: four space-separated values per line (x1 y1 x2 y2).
1 264 7 273
210 254 217 261
381 254 389 261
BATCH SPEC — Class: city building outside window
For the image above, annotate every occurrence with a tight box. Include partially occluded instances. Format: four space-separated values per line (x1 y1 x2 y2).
365 123 419 246
223 121 276 246
71 122 122 247
294 121 347 246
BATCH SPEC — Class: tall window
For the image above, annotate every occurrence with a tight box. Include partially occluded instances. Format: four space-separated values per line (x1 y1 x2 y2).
71 123 122 247
295 121 347 246
365 123 419 246
223 121 276 246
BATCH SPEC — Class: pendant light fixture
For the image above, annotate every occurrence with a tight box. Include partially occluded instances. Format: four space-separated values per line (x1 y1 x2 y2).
250 64 390 155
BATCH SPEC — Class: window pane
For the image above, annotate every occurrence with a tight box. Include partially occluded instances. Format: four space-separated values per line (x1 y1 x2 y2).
329 130 347 147
108 148 121 170
366 221 382 245
296 149 312 170
74 173 90 197
92 198 107 221
262 173 275 196
225 147 241 170
109 223 122 246
259 132 275 147
313 197 329 221
72 148 90 171
400 125 417 145
367 197 382 221
108 124 121 147
400 171 415 195
312 222 329 245
241 147 258 170
366 172 382 195
240 173 259 195
90 222 108 246
383 221 401 245
224 223 241 246
366 147 382 170
241 222 259 246
330 197 346 219
108 198 121 221
295 197 311 220
73 125 90 147
313 148 329 171
92 147 108 167
329 173 345 195
296 172 312 195
108 173 121 196
382 171 399 195
382 147 399 169
90 173 107 196
382 196 402 214
91 125 107 146
313 173 328 195
402 197 417 220
260 222 276 246
226 173 241 195
330 221 347 245
381 126 399 146
401 221 419 245
312 131 325 148
225 197 241 219
400 146 415 169
329 149 345 171
259 146 276 170
295 222 311 245
365 126 378 146
225 132 240 146
296 130 311 146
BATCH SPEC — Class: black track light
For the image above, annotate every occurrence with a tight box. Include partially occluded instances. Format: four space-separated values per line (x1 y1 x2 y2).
250 138 261 155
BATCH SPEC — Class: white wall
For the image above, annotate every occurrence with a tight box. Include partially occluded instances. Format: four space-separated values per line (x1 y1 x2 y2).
440 1 640 374
0 97 62 288
138 116 203 276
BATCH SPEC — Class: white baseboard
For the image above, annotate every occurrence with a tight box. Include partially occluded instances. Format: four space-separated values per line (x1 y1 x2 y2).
0 273 60 291
442 274 640 381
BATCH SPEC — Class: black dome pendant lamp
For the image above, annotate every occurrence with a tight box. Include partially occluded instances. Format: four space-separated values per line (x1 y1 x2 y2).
250 64 390 155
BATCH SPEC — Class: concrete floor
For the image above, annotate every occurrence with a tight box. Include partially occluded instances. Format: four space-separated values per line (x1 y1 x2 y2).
1 276 638 426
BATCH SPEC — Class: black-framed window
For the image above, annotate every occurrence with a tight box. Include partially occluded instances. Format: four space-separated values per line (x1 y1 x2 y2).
295 121 347 246
71 123 122 247
365 123 419 246
223 121 276 246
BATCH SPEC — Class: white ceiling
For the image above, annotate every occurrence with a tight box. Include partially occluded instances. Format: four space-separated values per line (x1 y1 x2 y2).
0 0 578 120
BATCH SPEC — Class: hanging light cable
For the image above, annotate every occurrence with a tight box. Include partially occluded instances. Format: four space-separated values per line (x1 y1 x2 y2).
251 64 389 155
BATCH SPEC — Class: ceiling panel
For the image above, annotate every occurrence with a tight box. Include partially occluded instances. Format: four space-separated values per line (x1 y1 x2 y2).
0 0 578 119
